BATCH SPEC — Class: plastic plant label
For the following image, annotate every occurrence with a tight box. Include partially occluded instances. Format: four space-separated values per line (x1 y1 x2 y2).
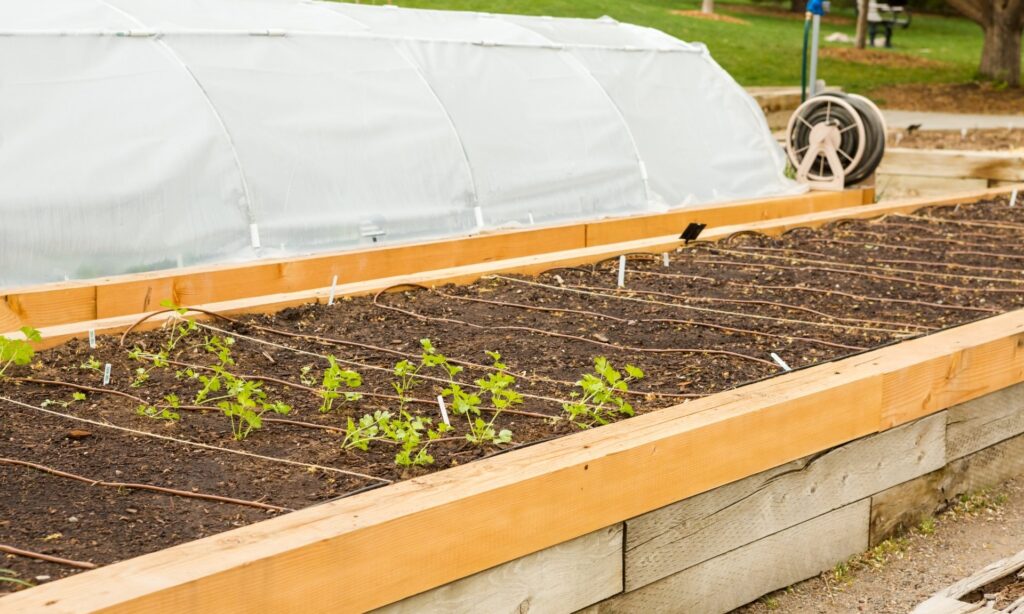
617 255 626 288
437 395 450 426
103 363 112 385
328 275 339 306
770 352 792 372
88 329 96 349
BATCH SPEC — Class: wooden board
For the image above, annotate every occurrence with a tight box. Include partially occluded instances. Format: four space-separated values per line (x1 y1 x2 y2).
374 526 622 614
947 383 1024 461
914 549 1024 613
882 149 1024 182
624 412 945 590
7 302 1024 613
10 183 1023 352
585 500 869 614
0 189 871 331
870 428 1024 548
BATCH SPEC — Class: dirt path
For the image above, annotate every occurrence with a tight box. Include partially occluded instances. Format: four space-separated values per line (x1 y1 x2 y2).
735 478 1024 613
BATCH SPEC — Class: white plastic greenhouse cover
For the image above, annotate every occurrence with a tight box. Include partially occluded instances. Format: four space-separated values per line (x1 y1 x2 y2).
0 0 803 287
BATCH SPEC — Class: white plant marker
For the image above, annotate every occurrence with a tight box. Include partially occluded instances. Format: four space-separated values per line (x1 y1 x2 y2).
770 352 792 372
176 254 184 268
474 206 484 229
249 223 261 249
662 252 670 267
617 255 626 288
437 395 450 427
1011 189 1018 208
528 212 535 225
102 363 112 386
327 275 339 306
88 329 96 349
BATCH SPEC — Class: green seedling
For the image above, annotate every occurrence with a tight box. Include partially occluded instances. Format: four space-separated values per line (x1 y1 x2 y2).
299 365 317 387
0 327 40 379
80 356 103 374
341 410 393 451
137 404 181 422
216 377 291 441
41 392 87 409
319 357 362 413
562 357 644 429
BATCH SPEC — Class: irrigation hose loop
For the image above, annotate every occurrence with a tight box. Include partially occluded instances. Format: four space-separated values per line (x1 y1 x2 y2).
785 93 886 188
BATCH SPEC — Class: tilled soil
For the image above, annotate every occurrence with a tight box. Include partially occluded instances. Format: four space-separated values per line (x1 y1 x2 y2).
889 128 1024 151
871 82 1024 116
4 197 1024 590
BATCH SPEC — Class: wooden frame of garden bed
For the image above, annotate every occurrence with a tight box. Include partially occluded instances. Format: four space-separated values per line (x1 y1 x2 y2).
2 183 1023 613
1 188 874 333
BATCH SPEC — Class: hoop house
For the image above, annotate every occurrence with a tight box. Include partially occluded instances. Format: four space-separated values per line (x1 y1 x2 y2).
0 0 800 286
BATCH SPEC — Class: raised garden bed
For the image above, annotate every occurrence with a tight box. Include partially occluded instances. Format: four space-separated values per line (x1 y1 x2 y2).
4 193 1024 599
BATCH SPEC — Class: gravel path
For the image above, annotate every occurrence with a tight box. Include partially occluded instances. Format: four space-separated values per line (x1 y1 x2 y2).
734 478 1024 613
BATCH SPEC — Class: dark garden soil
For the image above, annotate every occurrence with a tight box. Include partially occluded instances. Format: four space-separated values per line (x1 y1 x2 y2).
889 127 1024 151
5 197 1024 591
871 82 1024 116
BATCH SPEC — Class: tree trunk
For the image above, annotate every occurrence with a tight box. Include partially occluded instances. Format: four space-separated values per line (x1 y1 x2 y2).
701 0 714 14
978 18 1023 87
855 0 869 49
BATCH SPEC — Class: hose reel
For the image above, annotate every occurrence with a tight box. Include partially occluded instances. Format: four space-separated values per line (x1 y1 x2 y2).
785 93 886 190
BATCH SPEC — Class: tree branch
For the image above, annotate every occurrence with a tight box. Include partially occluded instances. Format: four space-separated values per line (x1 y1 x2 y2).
946 0 987 25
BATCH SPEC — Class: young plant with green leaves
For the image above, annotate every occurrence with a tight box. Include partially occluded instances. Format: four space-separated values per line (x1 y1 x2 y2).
126 302 198 388
0 327 40 379
440 350 519 446
41 392 87 409
318 356 362 413
0 568 32 588
562 357 644 429
137 394 181 422
216 377 291 441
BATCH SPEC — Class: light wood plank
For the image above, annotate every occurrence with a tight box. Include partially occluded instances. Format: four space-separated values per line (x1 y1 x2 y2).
1 189 870 330
625 412 945 590
586 500 869 614
374 525 622 614
882 149 1024 182
10 183 1022 350
948 382 1024 461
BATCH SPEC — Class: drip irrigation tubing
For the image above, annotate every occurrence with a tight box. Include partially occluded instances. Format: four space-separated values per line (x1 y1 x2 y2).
0 457 291 512
191 320 586 415
0 545 97 570
372 284 779 368
706 246 1024 286
494 275 915 336
610 269 929 331
688 258 1024 295
429 288 865 351
0 395 391 483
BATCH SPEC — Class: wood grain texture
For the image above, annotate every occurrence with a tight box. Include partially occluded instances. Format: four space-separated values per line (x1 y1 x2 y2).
10 184 1021 351
584 501 869 614
374 526 623 614
947 382 1024 461
0 189 869 331
882 149 1024 182
624 412 946 590
914 550 1024 614
871 430 1024 548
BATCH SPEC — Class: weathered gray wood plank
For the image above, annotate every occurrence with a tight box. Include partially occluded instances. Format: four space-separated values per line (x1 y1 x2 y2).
948 382 1024 461
624 413 945 590
583 500 869 614
373 525 623 614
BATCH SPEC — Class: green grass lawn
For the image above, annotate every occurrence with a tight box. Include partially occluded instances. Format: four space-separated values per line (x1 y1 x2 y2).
345 0 999 92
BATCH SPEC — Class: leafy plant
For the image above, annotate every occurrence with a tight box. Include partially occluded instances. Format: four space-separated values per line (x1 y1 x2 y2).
41 392 87 409
341 410 393 451
216 377 291 441
299 364 317 387
137 404 181 422
440 350 518 446
318 357 362 413
0 327 40 378
80 356 103 373
562 357 644 429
